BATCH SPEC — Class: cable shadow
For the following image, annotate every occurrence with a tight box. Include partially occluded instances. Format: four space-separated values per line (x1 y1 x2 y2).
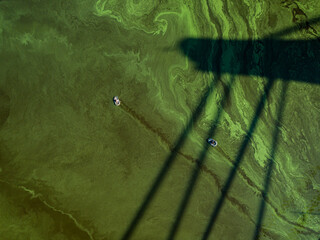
201 77 275 240
269 16 320 39
178 36 277 239
251 15 320 239
166 75 235 240
122 16 320 240
291 212 320 216
121 40 223 240
253 80 289 240
178 17 320 238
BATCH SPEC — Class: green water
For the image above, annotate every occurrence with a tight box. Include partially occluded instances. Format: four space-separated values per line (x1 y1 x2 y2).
0 0 320 239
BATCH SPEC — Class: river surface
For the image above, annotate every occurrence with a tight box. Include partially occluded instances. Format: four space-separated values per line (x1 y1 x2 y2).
0 0 320 239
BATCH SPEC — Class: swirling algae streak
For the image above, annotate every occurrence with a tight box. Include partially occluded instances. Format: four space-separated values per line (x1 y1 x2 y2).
120 100 320 236
0 0 318 239
0 179 95 240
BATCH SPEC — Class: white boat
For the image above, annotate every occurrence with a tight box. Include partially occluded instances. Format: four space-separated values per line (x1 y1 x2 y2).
113 96 121 106
207 138 217 147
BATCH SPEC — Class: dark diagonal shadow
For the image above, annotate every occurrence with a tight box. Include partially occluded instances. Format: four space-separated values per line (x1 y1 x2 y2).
179 37 278 240
122 16 320 240
121 40 223 240
291 212 320 216
269 16 320 39
167 75 235 240
253 80 289 240
201 77 275 240
177 18 320 239
251 17 320 239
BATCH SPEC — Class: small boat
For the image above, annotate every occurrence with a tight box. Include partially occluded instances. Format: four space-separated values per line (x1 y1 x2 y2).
113 96 121 106
207 138 217 147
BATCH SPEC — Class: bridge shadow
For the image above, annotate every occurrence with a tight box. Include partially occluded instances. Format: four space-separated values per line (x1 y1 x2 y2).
121 16 320 240
180 38 320 84
178 19 320 240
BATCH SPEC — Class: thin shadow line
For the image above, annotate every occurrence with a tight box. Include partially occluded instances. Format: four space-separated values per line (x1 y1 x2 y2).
291 212 320 216
268 16 320 39
202 77 275 240
121 79 216 240
202 36 276 239
121 41 222 240
253 80 289 239
121 15 320 240
166 75 235 240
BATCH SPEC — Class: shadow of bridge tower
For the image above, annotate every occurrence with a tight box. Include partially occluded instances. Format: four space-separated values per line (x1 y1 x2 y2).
121 16 320 240
178 18 320 240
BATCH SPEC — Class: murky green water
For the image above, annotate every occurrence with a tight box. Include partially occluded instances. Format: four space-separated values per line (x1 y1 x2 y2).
0 0 320 239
